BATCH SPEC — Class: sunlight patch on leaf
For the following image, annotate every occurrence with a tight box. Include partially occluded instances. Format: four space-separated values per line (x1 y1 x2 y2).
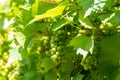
84 7 93 18
7 46 22 65
77 48 88 59
79 11 94 29
32 0 39 16
15 32 26 46
84 0 106 18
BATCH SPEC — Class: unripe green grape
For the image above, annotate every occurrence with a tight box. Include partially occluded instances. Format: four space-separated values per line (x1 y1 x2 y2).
54 37 59 41
58 42 63 45
67 32 71 35
0 60 4 66
57 46 62 51
83 65 89 70
51 43 55 47
51 54 57 61
1 56 7 63
43 40 48 44
55 51 60 56
0 71 6 76
45 51 51 56
51 47 56 52
42 36 49 40
4 68 8 73
57 30 62 35
6 64 12 69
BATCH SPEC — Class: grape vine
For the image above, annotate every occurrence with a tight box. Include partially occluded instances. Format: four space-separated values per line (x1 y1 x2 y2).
1 0 120 80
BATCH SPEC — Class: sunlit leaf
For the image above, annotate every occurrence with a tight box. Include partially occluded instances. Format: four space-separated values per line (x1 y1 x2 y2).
32 0 39 16
7 46 22 65
29 5 66 24
15 32 26 46
79 11 94 29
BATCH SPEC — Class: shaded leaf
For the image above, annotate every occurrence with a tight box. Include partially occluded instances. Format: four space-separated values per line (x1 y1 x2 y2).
110 11 120 26
97 35 120 79
45 70 57 80
73 74 84 80
41 57 55 72
52 18 68 31
69 36 94 58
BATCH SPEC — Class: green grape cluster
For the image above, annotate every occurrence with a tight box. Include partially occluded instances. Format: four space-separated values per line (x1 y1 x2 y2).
36 25 79 74
0 52 21 80
81 56 97 70
50 29 70 62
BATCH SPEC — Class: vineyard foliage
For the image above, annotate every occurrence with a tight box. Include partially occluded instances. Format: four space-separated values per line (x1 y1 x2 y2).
1 0 120 80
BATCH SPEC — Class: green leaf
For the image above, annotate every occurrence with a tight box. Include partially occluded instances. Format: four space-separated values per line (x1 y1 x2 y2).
77 0 94 12
29 5 66 24
104 0 112 9
38 1 57 15
116 74 120 80
110 11 120 26
52 18 68 31
61 62 74 72
79 11 94 29
15 32 26 46
69 36 93 51
41 57 55 72
11 0 25 5
77 0 106 18
0 16 4 31
97 35 120 79
69 36 94 58
45 70 57 80
32 0 39 16
84 7 93 18
73 74 84 80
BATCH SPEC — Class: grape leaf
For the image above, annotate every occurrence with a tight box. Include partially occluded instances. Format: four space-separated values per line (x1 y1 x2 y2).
52 18 68 31
7 46 22 65
79 11 94 29
73 74 84 80
41 57 55 72
29 5 66 24
45 70 57 80
69 36 94 58
110 11 120 26
32 0 39 16
77 0 106 18
15 32 26 46
69 36 93 51
38 1 57 15
97 35 120 79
